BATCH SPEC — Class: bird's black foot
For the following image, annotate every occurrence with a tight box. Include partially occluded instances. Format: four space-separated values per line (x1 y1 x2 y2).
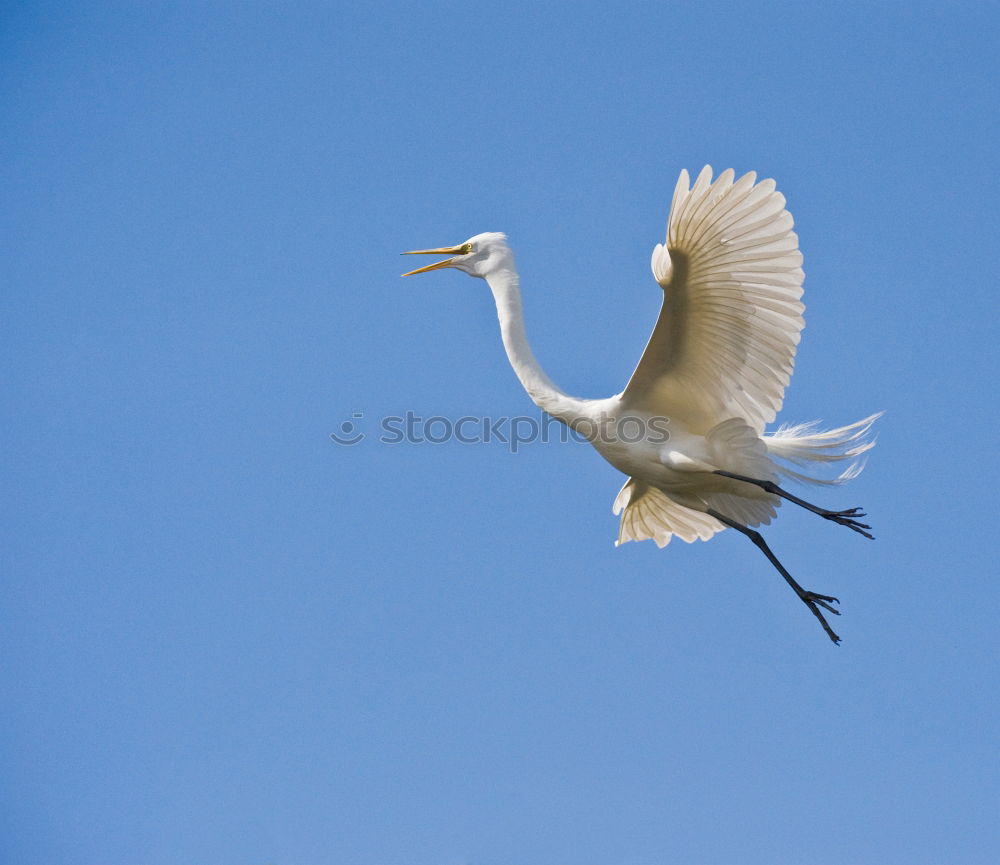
821 507 874 539
800 591 842 644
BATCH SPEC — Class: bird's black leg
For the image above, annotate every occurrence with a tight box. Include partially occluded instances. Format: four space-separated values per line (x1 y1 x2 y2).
707 508 842 644
712 470 873 539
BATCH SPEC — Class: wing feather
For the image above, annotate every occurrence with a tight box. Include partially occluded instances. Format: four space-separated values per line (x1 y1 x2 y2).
613 478 724 547
621 166 805 432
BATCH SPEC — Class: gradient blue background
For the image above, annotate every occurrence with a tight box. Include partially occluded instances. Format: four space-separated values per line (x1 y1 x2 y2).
3 2 998 863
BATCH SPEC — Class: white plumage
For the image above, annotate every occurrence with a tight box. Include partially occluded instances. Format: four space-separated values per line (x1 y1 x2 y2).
628 166 804 433
403 166 880 643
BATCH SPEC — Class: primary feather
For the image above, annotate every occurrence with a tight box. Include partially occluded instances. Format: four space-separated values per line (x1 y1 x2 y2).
622 165 805 433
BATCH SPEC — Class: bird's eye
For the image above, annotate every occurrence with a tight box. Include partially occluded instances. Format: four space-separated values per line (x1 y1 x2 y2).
459 243 473 254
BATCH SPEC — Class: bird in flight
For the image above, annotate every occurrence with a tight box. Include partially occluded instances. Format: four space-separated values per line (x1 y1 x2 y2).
403 166 879 643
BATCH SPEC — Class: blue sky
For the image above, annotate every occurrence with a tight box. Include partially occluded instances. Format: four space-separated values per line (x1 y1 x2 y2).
3 2 998 863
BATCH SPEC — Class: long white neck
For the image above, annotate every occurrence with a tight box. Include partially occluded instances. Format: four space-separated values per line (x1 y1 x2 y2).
485 266 587 425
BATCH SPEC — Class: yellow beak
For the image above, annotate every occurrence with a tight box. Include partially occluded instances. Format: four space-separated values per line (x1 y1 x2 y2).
400 244 468 277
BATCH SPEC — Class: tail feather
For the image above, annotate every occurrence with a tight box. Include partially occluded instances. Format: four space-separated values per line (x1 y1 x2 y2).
763 412 882 486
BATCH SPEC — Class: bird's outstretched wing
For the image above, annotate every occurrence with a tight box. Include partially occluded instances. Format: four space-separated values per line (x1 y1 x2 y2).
619 166 805 433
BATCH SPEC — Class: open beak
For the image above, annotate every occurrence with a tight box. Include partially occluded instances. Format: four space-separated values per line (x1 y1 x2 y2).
400 244 467 277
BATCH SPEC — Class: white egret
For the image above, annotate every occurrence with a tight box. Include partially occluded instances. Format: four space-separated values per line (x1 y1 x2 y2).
403 166 879 643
